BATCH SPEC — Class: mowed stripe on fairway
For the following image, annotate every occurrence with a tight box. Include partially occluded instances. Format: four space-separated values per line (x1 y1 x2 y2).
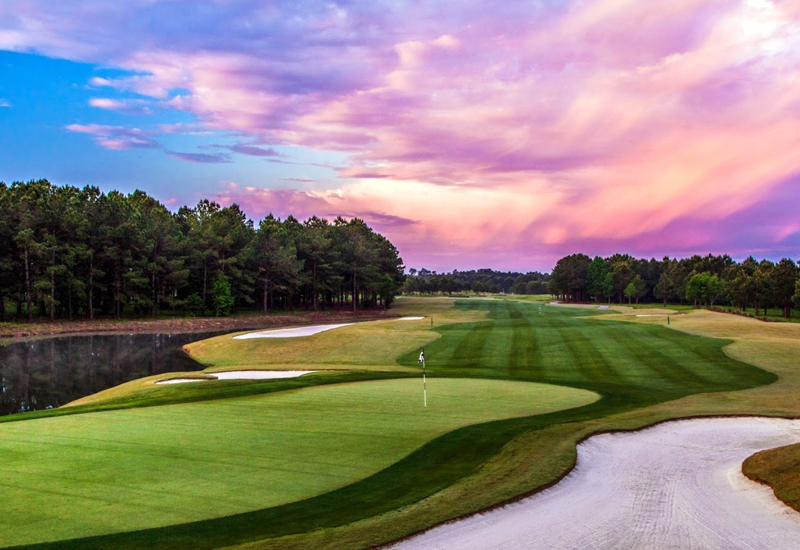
407 301 771 401
0 377 598 547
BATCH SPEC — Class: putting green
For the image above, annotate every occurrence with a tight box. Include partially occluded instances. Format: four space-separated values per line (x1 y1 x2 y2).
0 377 598 547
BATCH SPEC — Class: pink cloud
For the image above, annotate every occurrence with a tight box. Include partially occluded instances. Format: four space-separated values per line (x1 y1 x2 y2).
7 0 800 268
88 97 151 115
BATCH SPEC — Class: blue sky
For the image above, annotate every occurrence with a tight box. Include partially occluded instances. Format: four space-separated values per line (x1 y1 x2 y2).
0 50 346 202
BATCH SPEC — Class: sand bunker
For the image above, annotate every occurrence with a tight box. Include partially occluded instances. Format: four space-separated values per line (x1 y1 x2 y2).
233 324 351 340
398 316 425 320
156 371 316 385
391 417 800 550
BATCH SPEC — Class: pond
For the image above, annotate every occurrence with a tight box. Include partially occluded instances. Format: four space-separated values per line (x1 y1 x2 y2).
0 331 230 416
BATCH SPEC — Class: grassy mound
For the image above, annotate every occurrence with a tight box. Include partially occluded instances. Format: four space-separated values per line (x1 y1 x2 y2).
743 442 800 513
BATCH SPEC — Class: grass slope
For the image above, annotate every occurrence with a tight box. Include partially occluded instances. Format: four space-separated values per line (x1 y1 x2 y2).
0 378 596 548
742 443 800 513
184 318 438 373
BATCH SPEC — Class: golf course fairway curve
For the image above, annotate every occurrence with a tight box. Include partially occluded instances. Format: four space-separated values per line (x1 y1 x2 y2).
0 377 598 548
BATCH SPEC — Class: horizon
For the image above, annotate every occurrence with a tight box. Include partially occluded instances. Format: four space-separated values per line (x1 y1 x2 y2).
2 1 799 272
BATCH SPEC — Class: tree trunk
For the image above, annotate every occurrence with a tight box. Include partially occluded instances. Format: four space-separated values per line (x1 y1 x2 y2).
202 263 208 310
312 261 318 310
50 249 56 322
151 271 157 317
264 277 269 315
88 256 94 321
114 261 121 319
24 246 32 322
68 278 73 321
352 268 357 312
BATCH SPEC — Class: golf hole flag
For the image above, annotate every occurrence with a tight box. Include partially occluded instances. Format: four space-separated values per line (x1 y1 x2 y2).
419 349 426 407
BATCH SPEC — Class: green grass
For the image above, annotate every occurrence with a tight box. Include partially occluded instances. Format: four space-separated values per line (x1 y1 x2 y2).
0 377 597 548
492 294 554 302
184 317 437 373
743 443 800 513
0 298 785 550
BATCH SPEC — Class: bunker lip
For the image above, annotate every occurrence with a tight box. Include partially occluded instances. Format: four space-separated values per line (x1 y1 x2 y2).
156 370 317 384
389 417 800 550
232 317 426 340
233 324 352 339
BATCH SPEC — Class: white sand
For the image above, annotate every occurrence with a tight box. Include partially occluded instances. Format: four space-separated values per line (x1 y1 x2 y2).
398 317 426 320
233 323 351 340
156 371 316 384
390 417 800 550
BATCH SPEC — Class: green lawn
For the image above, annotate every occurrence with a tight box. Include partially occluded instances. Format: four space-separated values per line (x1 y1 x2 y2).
0 377 597 548
183 317 439 373
0 298 785 550
743 442 800 513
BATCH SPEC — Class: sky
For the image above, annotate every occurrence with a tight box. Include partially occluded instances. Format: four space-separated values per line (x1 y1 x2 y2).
1 0 800 272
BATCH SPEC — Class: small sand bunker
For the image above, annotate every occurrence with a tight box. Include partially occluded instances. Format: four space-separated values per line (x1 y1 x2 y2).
397 316 425 320
157 371 316 385
390 417 800 550
233 324 351 340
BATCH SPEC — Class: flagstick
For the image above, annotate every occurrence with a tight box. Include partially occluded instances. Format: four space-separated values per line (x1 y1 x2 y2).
423 357 427 408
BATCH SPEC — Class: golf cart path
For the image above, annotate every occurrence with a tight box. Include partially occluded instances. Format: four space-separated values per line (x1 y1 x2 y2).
390 417 800 550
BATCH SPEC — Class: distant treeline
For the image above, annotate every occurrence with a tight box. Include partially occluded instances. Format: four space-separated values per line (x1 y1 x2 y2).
549 253 800 317
402 268 550 295
0 179 405 321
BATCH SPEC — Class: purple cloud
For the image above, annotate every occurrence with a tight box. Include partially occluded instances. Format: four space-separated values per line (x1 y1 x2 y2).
167 151 231 164
228 143 282 157
65 123 160 150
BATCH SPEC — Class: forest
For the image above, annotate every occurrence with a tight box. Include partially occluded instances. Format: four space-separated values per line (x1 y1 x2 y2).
402 268 550 295
548 253 800 317
0 179 405 321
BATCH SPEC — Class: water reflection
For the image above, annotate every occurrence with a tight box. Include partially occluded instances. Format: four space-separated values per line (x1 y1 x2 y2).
0 331 227 416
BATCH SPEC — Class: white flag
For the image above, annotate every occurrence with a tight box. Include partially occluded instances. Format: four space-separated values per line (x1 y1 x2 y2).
418 349 425 363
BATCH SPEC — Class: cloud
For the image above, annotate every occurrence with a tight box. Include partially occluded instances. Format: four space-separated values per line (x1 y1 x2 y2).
7 0 800 267
0 99 10 107
228 143 282 157
65 123 160 150
88 97 152 115
167 151 231 164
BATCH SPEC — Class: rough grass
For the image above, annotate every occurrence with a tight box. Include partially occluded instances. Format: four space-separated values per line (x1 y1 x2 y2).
181 298 484 375
0 378 596 548
742 443 800 513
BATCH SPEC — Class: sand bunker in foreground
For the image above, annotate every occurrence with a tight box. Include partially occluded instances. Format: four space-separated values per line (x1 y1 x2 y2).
391 417 800 550
233 324 352 339
157 371 316 384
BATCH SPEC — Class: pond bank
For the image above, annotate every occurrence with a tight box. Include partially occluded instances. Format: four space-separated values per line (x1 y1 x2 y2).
0 310 396 341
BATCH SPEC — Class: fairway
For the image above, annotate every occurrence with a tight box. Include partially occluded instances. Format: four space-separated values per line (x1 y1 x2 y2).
0 377 597 547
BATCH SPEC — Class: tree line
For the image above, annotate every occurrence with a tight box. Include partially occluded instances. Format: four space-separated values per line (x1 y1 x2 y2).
403 268 550 295
548 253 800 317
0 179 405 321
